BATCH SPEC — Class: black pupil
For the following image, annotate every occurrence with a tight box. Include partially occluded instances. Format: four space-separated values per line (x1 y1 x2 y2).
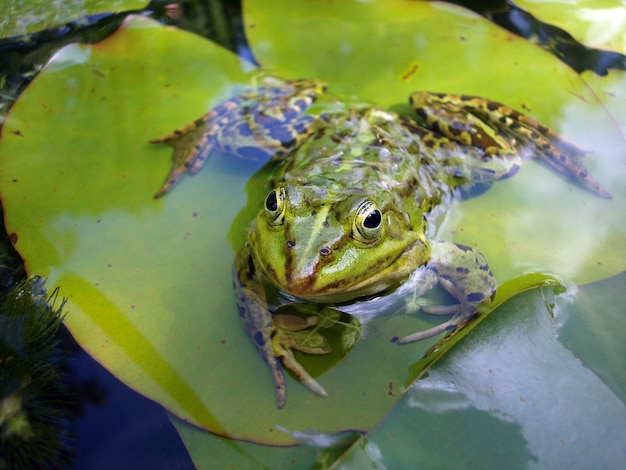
265 191 278 212
363 209 381 229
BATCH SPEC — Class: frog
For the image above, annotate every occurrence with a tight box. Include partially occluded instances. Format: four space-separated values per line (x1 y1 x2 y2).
150 76 611 408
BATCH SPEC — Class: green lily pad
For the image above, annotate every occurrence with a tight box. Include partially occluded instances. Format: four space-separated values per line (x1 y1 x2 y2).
0 0 624 451
1 0 148 39
333 278 626 468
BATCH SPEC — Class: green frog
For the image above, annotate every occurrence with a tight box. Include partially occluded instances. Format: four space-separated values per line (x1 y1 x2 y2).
150 76 611 408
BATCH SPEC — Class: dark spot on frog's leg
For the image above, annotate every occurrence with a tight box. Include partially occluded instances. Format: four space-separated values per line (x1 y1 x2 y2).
236 122 254 137
456 244 473 252
466 292 486 303
236 304 246 319
479 263 490 272
459 182 493 199
254 331 266 347
537 124 550 134
486 101 500 111
292 98 309 110
247 255 256 280
268 125 298 146
292 116 314 134
456 266 470 274
509 122 521 130
255 113 282 127
501 164 520 179
498 116 507 124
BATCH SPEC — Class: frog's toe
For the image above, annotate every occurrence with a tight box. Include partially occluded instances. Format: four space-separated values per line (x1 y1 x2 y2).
396 306 478 343
154 166 187 198
395 318 458 343
421 304 463 315
275 338 328 398
273 313 319 331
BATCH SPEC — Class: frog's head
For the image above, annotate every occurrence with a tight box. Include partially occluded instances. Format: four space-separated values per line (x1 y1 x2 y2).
249 184 429 303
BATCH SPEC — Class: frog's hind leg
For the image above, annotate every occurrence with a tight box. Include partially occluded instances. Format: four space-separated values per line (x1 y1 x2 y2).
410 92 523 185
411 92 611 198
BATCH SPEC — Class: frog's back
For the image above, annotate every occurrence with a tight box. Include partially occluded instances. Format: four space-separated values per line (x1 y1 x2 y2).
278 106 466 214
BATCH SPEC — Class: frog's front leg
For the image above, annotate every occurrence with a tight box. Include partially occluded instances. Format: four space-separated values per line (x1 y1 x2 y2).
397 240 496 343
233 244 328 408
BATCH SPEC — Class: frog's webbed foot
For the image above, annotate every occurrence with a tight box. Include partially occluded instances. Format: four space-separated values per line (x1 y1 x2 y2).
494 107 612 199
150 117 221 197
150 100 240 197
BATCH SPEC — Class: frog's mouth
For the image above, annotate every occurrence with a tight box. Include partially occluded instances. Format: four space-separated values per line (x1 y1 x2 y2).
257 238 428 304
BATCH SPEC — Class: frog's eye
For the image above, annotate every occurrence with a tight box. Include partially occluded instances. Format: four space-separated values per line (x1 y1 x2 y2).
265 187 286 225
353 200 383 243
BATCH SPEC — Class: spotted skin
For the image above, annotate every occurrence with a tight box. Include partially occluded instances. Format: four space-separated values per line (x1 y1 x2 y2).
150 77 327 197
410 92 612 199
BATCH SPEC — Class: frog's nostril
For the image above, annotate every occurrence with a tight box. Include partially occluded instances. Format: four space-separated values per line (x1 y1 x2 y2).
286 240 296 249
319 246 332 256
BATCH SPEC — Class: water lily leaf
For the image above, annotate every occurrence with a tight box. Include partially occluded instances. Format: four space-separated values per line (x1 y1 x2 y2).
557 271 626 400
1 0 148 38
1 0 624 452
333 281 626 468
516 0 626 53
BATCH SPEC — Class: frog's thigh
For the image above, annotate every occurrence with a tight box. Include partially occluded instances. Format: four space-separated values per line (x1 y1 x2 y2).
428 240 496 308
216 114 315 160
